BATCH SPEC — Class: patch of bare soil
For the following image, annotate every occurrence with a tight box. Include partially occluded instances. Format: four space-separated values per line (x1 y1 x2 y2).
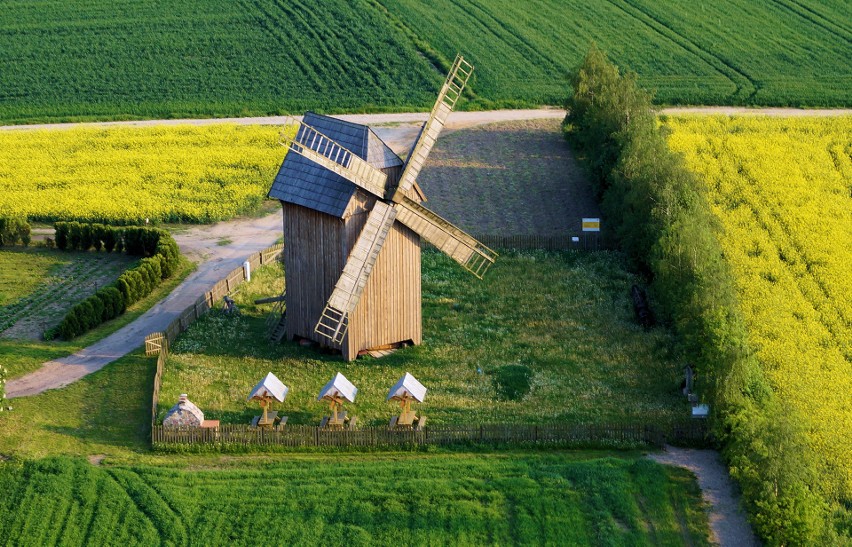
1 252 134 340
416 119 601 236
87 454 106 466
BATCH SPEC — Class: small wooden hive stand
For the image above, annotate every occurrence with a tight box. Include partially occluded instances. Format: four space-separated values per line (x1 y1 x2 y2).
387 372 427 429
318 372 357 429
247 372 289 428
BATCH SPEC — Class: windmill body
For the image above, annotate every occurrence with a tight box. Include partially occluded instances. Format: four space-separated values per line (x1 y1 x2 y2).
268 55 496 360
269 113 424 360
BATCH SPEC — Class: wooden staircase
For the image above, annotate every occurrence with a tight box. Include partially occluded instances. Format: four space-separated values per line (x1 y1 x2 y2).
265 294 287 342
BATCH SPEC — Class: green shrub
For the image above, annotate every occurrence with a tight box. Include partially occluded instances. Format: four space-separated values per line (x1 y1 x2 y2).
0 216 31 247
56 225 180 339
54 222 69 250
85 296 104 327
58 311 81 340
79 223 93 251
67 221 82 250
102 226 117 253
91 223 105 251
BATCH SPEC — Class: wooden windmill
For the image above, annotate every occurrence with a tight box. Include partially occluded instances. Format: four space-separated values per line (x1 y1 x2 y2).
268 55 497 360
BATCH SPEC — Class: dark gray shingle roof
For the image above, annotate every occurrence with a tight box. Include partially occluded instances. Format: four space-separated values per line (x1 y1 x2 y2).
269 112 402 218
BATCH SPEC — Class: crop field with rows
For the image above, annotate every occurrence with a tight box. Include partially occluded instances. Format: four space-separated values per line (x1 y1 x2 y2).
665 115 852 501
0 455 710 545
0 249 135 341
0 0 438 124
0 0 849 125
428 0 851 106
0 125 285 224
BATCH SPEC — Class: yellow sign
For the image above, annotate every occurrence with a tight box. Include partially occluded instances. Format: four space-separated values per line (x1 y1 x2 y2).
582 218 600 232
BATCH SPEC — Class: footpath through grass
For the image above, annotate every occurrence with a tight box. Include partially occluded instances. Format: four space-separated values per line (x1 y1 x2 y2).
160 249 687 427
0 454 710 546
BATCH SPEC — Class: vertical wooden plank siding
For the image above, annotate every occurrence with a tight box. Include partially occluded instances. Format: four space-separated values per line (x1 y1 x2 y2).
347 222 421 357
283 202 345 351
283 196 422 360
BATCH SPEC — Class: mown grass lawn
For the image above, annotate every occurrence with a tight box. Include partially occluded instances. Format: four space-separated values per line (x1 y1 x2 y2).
160 249 688 427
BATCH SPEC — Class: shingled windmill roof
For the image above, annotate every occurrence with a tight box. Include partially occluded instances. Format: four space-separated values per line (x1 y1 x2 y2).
269 112 403 218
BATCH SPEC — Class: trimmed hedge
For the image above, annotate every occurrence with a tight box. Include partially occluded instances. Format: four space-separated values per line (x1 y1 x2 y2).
55 224 179 339
0 216 31 247
563 45 833 545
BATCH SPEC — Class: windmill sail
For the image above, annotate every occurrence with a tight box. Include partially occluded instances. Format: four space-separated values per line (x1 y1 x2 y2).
282 120 388 199
392 54 473 201
315 201 398 343
312 54 491 347
395 197 497 278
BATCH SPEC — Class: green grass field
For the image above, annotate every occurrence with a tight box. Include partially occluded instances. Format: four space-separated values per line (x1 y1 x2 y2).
0 455 710 546
0 0 849 124
159 250 688 427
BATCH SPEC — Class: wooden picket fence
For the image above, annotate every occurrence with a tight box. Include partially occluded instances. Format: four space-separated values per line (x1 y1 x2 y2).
473 233 604 251
151 421 711 451
149 243 283 425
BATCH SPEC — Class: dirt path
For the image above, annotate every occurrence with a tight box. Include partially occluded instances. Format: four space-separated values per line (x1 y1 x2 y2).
1 106 848 134
5 211 282 398
648 447 759 547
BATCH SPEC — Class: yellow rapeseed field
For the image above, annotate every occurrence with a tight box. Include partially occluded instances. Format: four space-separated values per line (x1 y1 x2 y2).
665 115 852 499
0 124 287 223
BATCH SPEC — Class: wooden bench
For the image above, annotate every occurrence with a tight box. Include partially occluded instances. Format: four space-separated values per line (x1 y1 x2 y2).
251 411 278 428
320 412 347 429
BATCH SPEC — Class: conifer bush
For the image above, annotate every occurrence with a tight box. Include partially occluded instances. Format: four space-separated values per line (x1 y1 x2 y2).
53 224 181 339
0 217 31 247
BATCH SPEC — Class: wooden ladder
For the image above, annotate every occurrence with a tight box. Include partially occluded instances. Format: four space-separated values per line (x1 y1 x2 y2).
315 201 398 343
393 54 473 199
281 121 388 198
395 197 497 278
265 295 287 342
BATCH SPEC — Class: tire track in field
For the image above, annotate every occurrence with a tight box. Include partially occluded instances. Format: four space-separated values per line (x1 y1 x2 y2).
285 0 391 93
774 0 852 42
465 1 561 75
267 0 347 91
609 0 758 102
106 468 189 545
235 0 325 92
714 136 851 361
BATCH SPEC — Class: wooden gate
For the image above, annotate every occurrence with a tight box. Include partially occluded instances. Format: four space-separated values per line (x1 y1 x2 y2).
145 332 165 356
